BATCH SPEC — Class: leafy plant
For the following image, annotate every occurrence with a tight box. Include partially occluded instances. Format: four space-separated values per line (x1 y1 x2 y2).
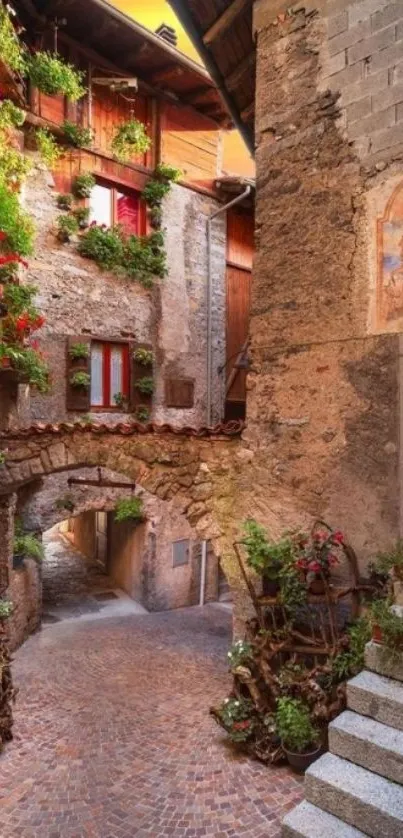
242 519 293 581
14 526 44 563
227 640 254 670
124 232 167 286
373 540 403 577
62 120 92 148
56 193 73 211
114 496 144 523
111 119 151 162
331 616 371 682
0 451 5 466
135 405 150 423
0 179 35 256
154 162 181 182
70 371 90 388
28 52 86 100
275 697 319 754
78 224 124 269
0 4 26 73
0 599 13 619
36 127 62 168
0 344 49 391
0 145 32 185
135 376 154 396
370 599 403 654
72 173 96 199
69 342 89 360
57 213 79 242
73 206 90 229
133 347 154 366
142 180 170 208
114 392 128 409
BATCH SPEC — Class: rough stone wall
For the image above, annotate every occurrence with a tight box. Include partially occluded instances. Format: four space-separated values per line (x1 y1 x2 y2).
244 1 403 569
7 560 41 651
21 158 226 427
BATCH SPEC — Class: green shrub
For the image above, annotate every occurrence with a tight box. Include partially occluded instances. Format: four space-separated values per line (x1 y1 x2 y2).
0 180 35 255
62 120 92 148
133 347 154 366
373 540 403 576
73 206 90 229
69 342 89 360
114 497 144 523
57 214 79 242
28 52 86 100
36 127 62 168
111 119 151 162
1 344 49 392
135 405 150 423
72 173 96 199
154 162 181 182
275 697 319 754
70 371 90 388
135 376 154 396
331 616 371 682
14 528 44 562
78 224 124 269
124 232 167 286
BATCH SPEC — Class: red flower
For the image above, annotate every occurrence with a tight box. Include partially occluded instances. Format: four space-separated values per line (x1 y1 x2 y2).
233 720 250 730
332 530 344 545
328 553 339 566
0 231 7 241
32 315 45 330
313 529 328 543
15 313 31 332
308 560 322 574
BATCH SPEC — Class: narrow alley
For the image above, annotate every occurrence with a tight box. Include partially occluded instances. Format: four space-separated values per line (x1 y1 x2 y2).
0 607 302 838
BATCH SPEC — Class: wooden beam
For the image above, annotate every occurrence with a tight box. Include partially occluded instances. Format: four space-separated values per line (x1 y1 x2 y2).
225 51 255 91
150 65 185 85
203 0 252 46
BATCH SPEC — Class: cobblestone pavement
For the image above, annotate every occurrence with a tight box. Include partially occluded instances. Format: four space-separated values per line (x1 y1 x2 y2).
0 606 303 838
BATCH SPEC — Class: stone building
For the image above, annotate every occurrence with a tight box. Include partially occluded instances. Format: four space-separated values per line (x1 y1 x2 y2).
0 0 254 647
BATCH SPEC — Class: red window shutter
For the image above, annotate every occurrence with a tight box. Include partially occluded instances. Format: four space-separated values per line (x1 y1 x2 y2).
116 193 140 235
66 335 91 412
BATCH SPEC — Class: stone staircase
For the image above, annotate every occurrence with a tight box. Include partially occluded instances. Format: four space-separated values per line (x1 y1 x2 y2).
282 643 403 838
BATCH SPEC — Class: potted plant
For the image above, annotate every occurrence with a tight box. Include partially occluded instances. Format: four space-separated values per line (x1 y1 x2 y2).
69 342 89 361
135 376 154 396
62 120 92 148
13 526 44 569
114 392 128 409
275 697 321 772
241 519 292 597
70 371 90 389
57 214 79 242
27 52 86 100
114 497 144 523
72 173 96 199
133 347 154 366
215 696 256 745
56 193 73 211
73 207 90 229
0 599 13 619
369 598 403 652
135 405 150 423
373 540 403 582
111 119 151 162
35 127 62 169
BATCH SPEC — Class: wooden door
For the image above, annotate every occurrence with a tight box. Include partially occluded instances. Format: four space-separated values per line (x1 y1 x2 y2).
226 264 251 403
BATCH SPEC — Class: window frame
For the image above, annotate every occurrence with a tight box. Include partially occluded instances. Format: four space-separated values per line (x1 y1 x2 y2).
90 339 130 411
89 177 147 236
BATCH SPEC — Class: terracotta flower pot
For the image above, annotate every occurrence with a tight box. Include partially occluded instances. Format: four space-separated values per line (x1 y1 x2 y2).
372 624 383 644
283 742 323 773
0 357 11 369
309 577 326 595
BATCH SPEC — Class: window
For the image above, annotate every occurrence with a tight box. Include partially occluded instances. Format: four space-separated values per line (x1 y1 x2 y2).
90 342 129 409
172 539 190 568
89 181 144 235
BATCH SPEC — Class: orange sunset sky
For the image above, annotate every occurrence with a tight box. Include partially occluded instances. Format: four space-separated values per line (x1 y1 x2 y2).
112 0 254 177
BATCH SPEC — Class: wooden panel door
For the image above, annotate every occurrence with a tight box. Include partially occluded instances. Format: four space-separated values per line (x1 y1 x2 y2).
226 264 251 402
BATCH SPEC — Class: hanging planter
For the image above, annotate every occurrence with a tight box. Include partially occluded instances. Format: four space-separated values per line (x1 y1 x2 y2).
27 52 86 101
69 342 90 361
111 119 151 162
135 376 154 396
72 173 96 199
133 347 154 367
70 371 90 389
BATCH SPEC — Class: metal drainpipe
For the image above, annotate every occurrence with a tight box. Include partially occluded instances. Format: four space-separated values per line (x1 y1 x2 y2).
202 185 252 607
206 185 252 427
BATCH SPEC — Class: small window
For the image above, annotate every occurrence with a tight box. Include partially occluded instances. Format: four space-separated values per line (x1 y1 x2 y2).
89 181 144 236
90 341 129 409
172 539 190 568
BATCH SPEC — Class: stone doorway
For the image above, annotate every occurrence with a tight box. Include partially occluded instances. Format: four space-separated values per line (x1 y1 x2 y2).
41 519 147 626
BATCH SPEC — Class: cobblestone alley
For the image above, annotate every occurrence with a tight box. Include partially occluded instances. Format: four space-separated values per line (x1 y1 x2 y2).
0 606 302 838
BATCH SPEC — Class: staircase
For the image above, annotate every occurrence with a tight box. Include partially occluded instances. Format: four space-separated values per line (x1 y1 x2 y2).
282 643 403 838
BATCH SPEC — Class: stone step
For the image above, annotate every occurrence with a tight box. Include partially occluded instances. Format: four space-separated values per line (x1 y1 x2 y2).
282 800 369 837
305 752 403 837
347 670 403 731
365 641 403 682
329 710 403 784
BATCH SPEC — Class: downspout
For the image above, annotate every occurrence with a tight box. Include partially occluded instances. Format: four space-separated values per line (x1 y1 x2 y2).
206 185 252 426
199 539 207 607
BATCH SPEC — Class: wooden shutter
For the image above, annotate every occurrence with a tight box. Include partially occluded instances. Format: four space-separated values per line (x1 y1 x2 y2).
66 335 91 412
165 378 194 408
129 342 154 411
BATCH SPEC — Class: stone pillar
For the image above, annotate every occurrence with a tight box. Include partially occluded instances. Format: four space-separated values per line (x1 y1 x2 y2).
0 493 16 595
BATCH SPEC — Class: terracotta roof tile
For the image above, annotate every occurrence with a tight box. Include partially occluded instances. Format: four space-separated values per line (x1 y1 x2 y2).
0 420 244 441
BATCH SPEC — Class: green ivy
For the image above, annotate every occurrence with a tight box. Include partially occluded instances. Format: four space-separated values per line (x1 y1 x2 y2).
36 127 62 169
28 52 86 101
0 100 26 130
